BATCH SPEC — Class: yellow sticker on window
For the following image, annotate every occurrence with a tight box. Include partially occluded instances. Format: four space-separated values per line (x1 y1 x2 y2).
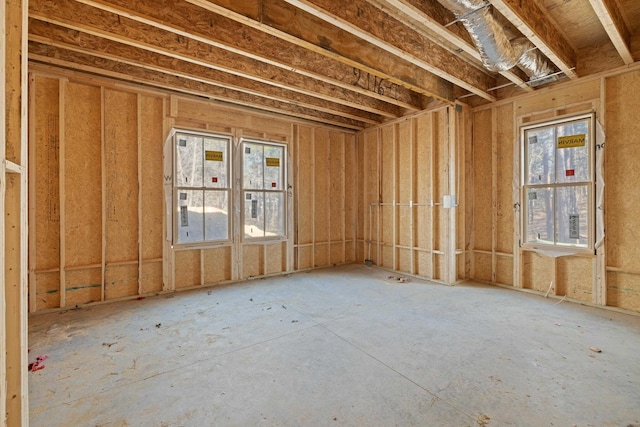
557 134 586 149
205 150 223 161
266 157 280 167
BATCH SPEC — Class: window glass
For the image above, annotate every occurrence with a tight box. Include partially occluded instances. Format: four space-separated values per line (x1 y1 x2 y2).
522 114 593 250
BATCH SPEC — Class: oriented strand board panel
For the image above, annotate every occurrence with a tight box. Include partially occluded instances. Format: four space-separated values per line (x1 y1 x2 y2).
496 104 515 255
64 82 102 268
606 71 640 270
415 251 432 277
105 89 139 264
105 265 138 300
363 130 379 264
295 125 314 246
344 134 356 260
314 128 330 246
496 256 514 286
140 95 164 260
203 247 232 284
472 109 493 253
607 272 640 311
314 243 329 267
556 257 593 302
175 250 201 288
297 246 313 270
265 243 286 275
356 133 365 247
473 252 492 282
243 245 263 278
140 262 163 294
522 252 554 293
329 130 345 244
33 76 60 272
65 269 102 306
330 243 343 266
34 273 60 311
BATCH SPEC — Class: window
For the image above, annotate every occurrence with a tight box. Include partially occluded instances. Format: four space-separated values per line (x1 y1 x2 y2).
174 131 231 245
242 140 286 240
522 113 595 251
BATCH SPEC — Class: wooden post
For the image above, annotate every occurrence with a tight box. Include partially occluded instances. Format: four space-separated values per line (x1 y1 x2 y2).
446 106 458 284
2 0 29 423
491 107 498 283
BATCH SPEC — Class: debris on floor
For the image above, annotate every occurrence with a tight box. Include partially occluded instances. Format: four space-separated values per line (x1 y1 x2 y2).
155 323 162 328
589 346 602 353
387 275 409 283
102 342 117 348
29 355 49 372
477 413 490 426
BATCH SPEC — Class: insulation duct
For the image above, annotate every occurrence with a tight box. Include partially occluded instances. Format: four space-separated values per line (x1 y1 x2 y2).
436 0 554 80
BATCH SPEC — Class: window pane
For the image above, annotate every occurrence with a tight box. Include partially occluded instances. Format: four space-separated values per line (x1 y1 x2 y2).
243 143 264 190
526 127 555 185
204 190 229 241
525 187 554 244
244 192 265 238
177 190 203 244
556 120 589 184
265 192 285 236
556 186 589 247
204 137 229 189
176 134 203 187
264 145 284 190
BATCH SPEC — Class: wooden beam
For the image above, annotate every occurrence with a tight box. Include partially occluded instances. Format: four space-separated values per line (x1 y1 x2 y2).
28 45 367 130
52 0 423 112
281 0 497 100
588 0 634 65
489 0 578 79
184 0 454 103
28 1 405 119
28 20 383 125
378 0 533 91
3 0 29 424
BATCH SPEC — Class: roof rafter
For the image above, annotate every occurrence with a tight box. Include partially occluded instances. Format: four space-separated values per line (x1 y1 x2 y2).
588 0 634 65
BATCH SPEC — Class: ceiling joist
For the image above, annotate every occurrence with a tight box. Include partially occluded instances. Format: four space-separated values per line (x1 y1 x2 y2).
281 0 497 101
488 0 577 79
588 0 634 65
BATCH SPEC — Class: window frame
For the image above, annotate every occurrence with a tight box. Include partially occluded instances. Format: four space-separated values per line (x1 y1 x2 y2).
173 129 233 248
240 138 288 243
520 112 596 253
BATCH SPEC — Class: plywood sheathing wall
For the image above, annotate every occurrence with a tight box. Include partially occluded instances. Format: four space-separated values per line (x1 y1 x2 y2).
29 67 356 312
294 126 357 270
356 106 470 283
470 70 640 313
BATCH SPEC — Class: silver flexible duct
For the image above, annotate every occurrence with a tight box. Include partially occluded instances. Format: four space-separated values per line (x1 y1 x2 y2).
436 0 553 80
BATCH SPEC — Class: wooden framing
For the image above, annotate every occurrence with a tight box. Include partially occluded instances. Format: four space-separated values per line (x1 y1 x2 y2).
587 0 634 65
2 0 29 424
489 0 578 79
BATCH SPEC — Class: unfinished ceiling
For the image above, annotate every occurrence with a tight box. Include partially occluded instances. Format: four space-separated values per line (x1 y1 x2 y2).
28 0 640 130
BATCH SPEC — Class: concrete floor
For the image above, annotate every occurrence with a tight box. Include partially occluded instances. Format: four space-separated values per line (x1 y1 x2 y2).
29 265 640 426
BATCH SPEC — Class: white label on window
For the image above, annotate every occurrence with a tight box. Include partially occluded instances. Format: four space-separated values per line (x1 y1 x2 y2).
251 200 258 218
180 206 189 227
529 135 538 144
569 214 579 239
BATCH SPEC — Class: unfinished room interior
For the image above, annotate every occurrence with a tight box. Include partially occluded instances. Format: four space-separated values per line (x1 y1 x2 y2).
2 0 640 425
